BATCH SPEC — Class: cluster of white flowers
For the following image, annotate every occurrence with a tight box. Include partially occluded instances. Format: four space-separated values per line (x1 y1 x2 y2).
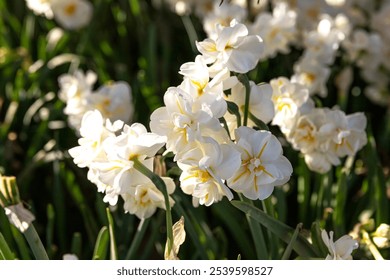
150 19 293 206
270 76 367 173
68 110 175 219
25 0 93 30
58 70 133 132
165 0 390 106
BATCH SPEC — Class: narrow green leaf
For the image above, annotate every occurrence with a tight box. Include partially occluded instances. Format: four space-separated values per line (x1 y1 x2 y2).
239 195 268 259
93 226 109 260
11 227 31 259
0 231 16 260
70 232 82 258
46 204 55 258
23 225 49 260
212 201 255 259
282 223 302 260
125 218 150 260
231 200 318 258
310 222 328 258
106 208 118 260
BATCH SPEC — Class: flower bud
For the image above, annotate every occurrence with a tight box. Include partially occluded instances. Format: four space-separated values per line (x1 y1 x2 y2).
0 175 20 208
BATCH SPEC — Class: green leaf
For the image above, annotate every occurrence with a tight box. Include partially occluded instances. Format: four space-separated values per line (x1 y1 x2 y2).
0 231 16 260
231 200 318 258
282 223 302 260
310 222 328 258
106 208 118 260
93 226 109 260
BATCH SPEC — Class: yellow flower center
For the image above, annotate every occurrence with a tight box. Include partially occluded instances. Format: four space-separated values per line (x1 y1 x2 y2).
65 3 77 16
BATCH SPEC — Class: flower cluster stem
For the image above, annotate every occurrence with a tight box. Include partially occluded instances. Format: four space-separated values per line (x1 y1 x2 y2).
133 158 174 254
238 74 251 127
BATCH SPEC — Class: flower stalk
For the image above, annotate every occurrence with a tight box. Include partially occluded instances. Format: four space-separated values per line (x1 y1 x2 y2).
238 74 251 127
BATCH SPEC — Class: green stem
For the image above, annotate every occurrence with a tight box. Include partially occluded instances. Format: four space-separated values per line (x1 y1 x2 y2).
238 74 251 127
133 158 174 254
125 218 150 260
24 225 49 260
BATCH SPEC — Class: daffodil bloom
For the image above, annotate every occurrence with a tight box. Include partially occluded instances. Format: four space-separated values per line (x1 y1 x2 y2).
68 110 122 169
228 126 292 200
202 1 247 40
150 86 229 158
320 110 367 158
270 77 309 136
179 55 228 119
58 70 97 131
51 0 93 30
25 0 54 19
178 138 241 206
68 110 124 205
291 57 330 97
321 230 358 260
250 2 297 59
196 19 264 74
88 81 133 124
122 177 175 220
93 123 167 196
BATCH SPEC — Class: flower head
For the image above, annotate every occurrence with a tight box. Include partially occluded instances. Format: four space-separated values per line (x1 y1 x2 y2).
196 19 264 74
228 127 292 200
51 0 93 30
122 177 175 220
178 138 241 206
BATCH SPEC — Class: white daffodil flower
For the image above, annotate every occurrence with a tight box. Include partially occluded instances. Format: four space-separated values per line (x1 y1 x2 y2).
91 123 166 203
122 177 175 220
292 58 330 97
58 70 97 131
196 19 264 74
250 2 297 59
150 86 229 158
88 81 133 124
68 110 124 205
320 110 367 158
202 1 247 40
321 230 359 260
51 0 93 30
25 0 54 19
228 127 292 200
68 110 122 169
224 81 274 137
270 77 310 136
179 55 228 118
178 138 241 206
288 107 367 173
